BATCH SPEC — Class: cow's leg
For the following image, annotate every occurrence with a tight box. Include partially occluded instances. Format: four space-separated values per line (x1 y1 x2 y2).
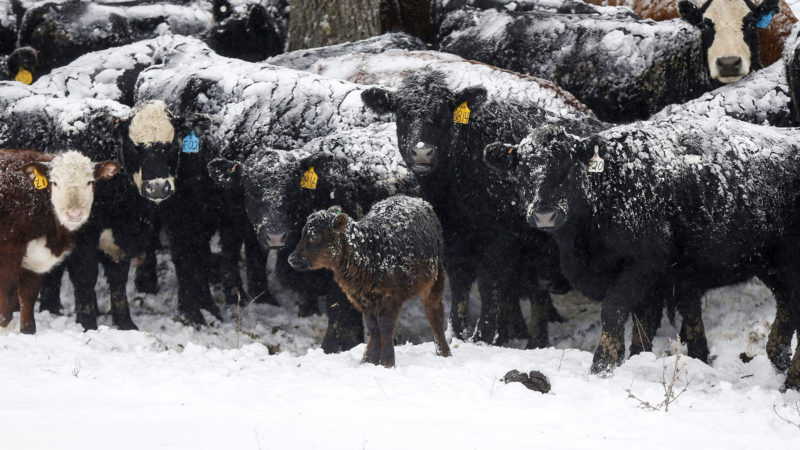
474 244 518 346
377 302 402 368
761 274 795 373
100 256 137 331
67 231 101 331
0 263 20 328
629 295 662 357
362 311 379 365
526 288 551 349
444 251 475 341
134 233 159 294
38 263 64 314
164 217 220 326
276 247 319 317
782 293 800 391
18 269 42 334
591 267 657 375
244 227 276 305
219 222 245 305
422 270 451 357
321 287 364 354
676 288 709 363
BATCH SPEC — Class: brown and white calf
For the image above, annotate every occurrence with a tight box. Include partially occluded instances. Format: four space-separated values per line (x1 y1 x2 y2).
0 149 119 333
289 196 451 367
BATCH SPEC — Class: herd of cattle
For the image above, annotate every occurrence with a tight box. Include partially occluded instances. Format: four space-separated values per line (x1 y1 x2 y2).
2 0 800 391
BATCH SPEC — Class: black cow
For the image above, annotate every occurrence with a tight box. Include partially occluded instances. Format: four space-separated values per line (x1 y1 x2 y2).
435 6 726 121
207 0 288 61
362 71 604 347
16 0 286 76
484 116 800 391
208 122 419 352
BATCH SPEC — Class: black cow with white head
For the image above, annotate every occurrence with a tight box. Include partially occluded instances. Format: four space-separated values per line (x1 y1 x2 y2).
678 0 780 83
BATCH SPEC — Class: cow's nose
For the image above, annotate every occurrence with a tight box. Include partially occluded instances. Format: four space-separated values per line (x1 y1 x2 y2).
65 209 83 222
266 231 288 248
411 142 436 173
530 209 565 230
142 179 173 201
716 56 743 77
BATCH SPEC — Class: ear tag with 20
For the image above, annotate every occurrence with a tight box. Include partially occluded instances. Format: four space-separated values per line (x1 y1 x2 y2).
453 102 470 124
588 146 604 173
182 131 199 153
32 167 48 189
300 166 318 190
756 11 773 29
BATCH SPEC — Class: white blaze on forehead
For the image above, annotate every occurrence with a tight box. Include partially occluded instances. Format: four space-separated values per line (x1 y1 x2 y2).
49 150 97 231
129 100 175 145
704 0 752 82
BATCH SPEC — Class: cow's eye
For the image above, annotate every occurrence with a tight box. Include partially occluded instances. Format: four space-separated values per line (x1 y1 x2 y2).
51 181 58 187
309 235 320 244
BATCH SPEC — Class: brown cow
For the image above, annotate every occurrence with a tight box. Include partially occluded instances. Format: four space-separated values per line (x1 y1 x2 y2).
0 150 119 334
585 0 796 70
288 196 451 367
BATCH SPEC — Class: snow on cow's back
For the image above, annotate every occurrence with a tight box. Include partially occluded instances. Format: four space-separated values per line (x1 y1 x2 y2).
301 49 596 120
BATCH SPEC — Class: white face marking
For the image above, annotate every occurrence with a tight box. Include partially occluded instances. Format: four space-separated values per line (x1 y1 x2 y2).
48 151 97 231
21 237 69 273
98 229 125 262
128 100 175 146
704 0 752 83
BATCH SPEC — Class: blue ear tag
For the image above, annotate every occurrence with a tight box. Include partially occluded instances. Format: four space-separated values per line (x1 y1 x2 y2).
182 131 199 153
756 11 773 29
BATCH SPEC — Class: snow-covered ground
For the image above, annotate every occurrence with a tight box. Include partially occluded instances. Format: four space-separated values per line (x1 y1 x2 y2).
1 245 799 449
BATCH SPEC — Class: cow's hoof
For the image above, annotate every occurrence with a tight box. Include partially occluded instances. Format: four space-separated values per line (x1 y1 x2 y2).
114 317 139 331
20 323 36 335
177 308 207 327
253 291 280 306
77 315 98 331
525 335 549 350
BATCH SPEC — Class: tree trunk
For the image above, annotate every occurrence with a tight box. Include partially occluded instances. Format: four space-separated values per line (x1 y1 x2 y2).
287 0 381 51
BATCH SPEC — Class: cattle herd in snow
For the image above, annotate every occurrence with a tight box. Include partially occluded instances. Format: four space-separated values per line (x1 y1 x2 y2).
1 0 800 390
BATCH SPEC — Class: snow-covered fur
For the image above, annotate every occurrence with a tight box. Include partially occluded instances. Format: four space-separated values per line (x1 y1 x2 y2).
0 149 119 334
265 32 428 71
15 0 286 76
437 6 715 121
206 0 287 61
278 47 596 118
362 71 602 346
484 116 800 391
288 196 451 367
208 122 418 353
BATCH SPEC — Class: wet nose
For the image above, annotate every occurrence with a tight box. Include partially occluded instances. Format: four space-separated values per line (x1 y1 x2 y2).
65 209 84 222
266 231 288 248
530 209 564 230
411 143 435 164
142 179 173 200
716 56 742 77
287 251 305 271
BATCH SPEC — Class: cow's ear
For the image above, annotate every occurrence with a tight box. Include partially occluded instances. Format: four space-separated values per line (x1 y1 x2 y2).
677 0 704 26
94 161 120 180
361 87 396 114
185 113 212 135
91 112 126 139
22 161 51 184
453 85 487 111
330 208 349 233
213 0 233 21
248 4 270 30
207 157 242 188
484 142 519 172
301 151 334 171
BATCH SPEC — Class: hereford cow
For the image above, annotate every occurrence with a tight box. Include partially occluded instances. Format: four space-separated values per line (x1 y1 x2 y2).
362 71 605 346
484 116 800 391
0 149 119 333
436 5 768 121
289 196 451 367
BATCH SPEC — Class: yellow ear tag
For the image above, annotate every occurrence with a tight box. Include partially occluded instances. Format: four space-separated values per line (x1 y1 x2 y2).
300 166 318 189
32 168 48 189
15 68 33 85
453 102 470 124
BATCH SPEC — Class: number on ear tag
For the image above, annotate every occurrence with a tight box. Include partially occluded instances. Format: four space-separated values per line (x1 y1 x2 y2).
182 131 199 153
756 11 773 29
588 147 604 173
32 167 48 189
15 68 33 85
453 102 470 124
300 166 318 189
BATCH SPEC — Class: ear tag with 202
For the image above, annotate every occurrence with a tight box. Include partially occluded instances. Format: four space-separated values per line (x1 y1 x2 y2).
300 166 318 189
588 146 604 173
453 102 470 124
182 131 199 153
32 168 48 189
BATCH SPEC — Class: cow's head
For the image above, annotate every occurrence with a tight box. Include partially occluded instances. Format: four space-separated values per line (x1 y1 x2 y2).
678 0 780 83
287 206 349 272
209 0 283 61
97 100 210 203
5 47 38 84
23 151 119 231
208 150 338 250
361 71 487 175
484 127 595 231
